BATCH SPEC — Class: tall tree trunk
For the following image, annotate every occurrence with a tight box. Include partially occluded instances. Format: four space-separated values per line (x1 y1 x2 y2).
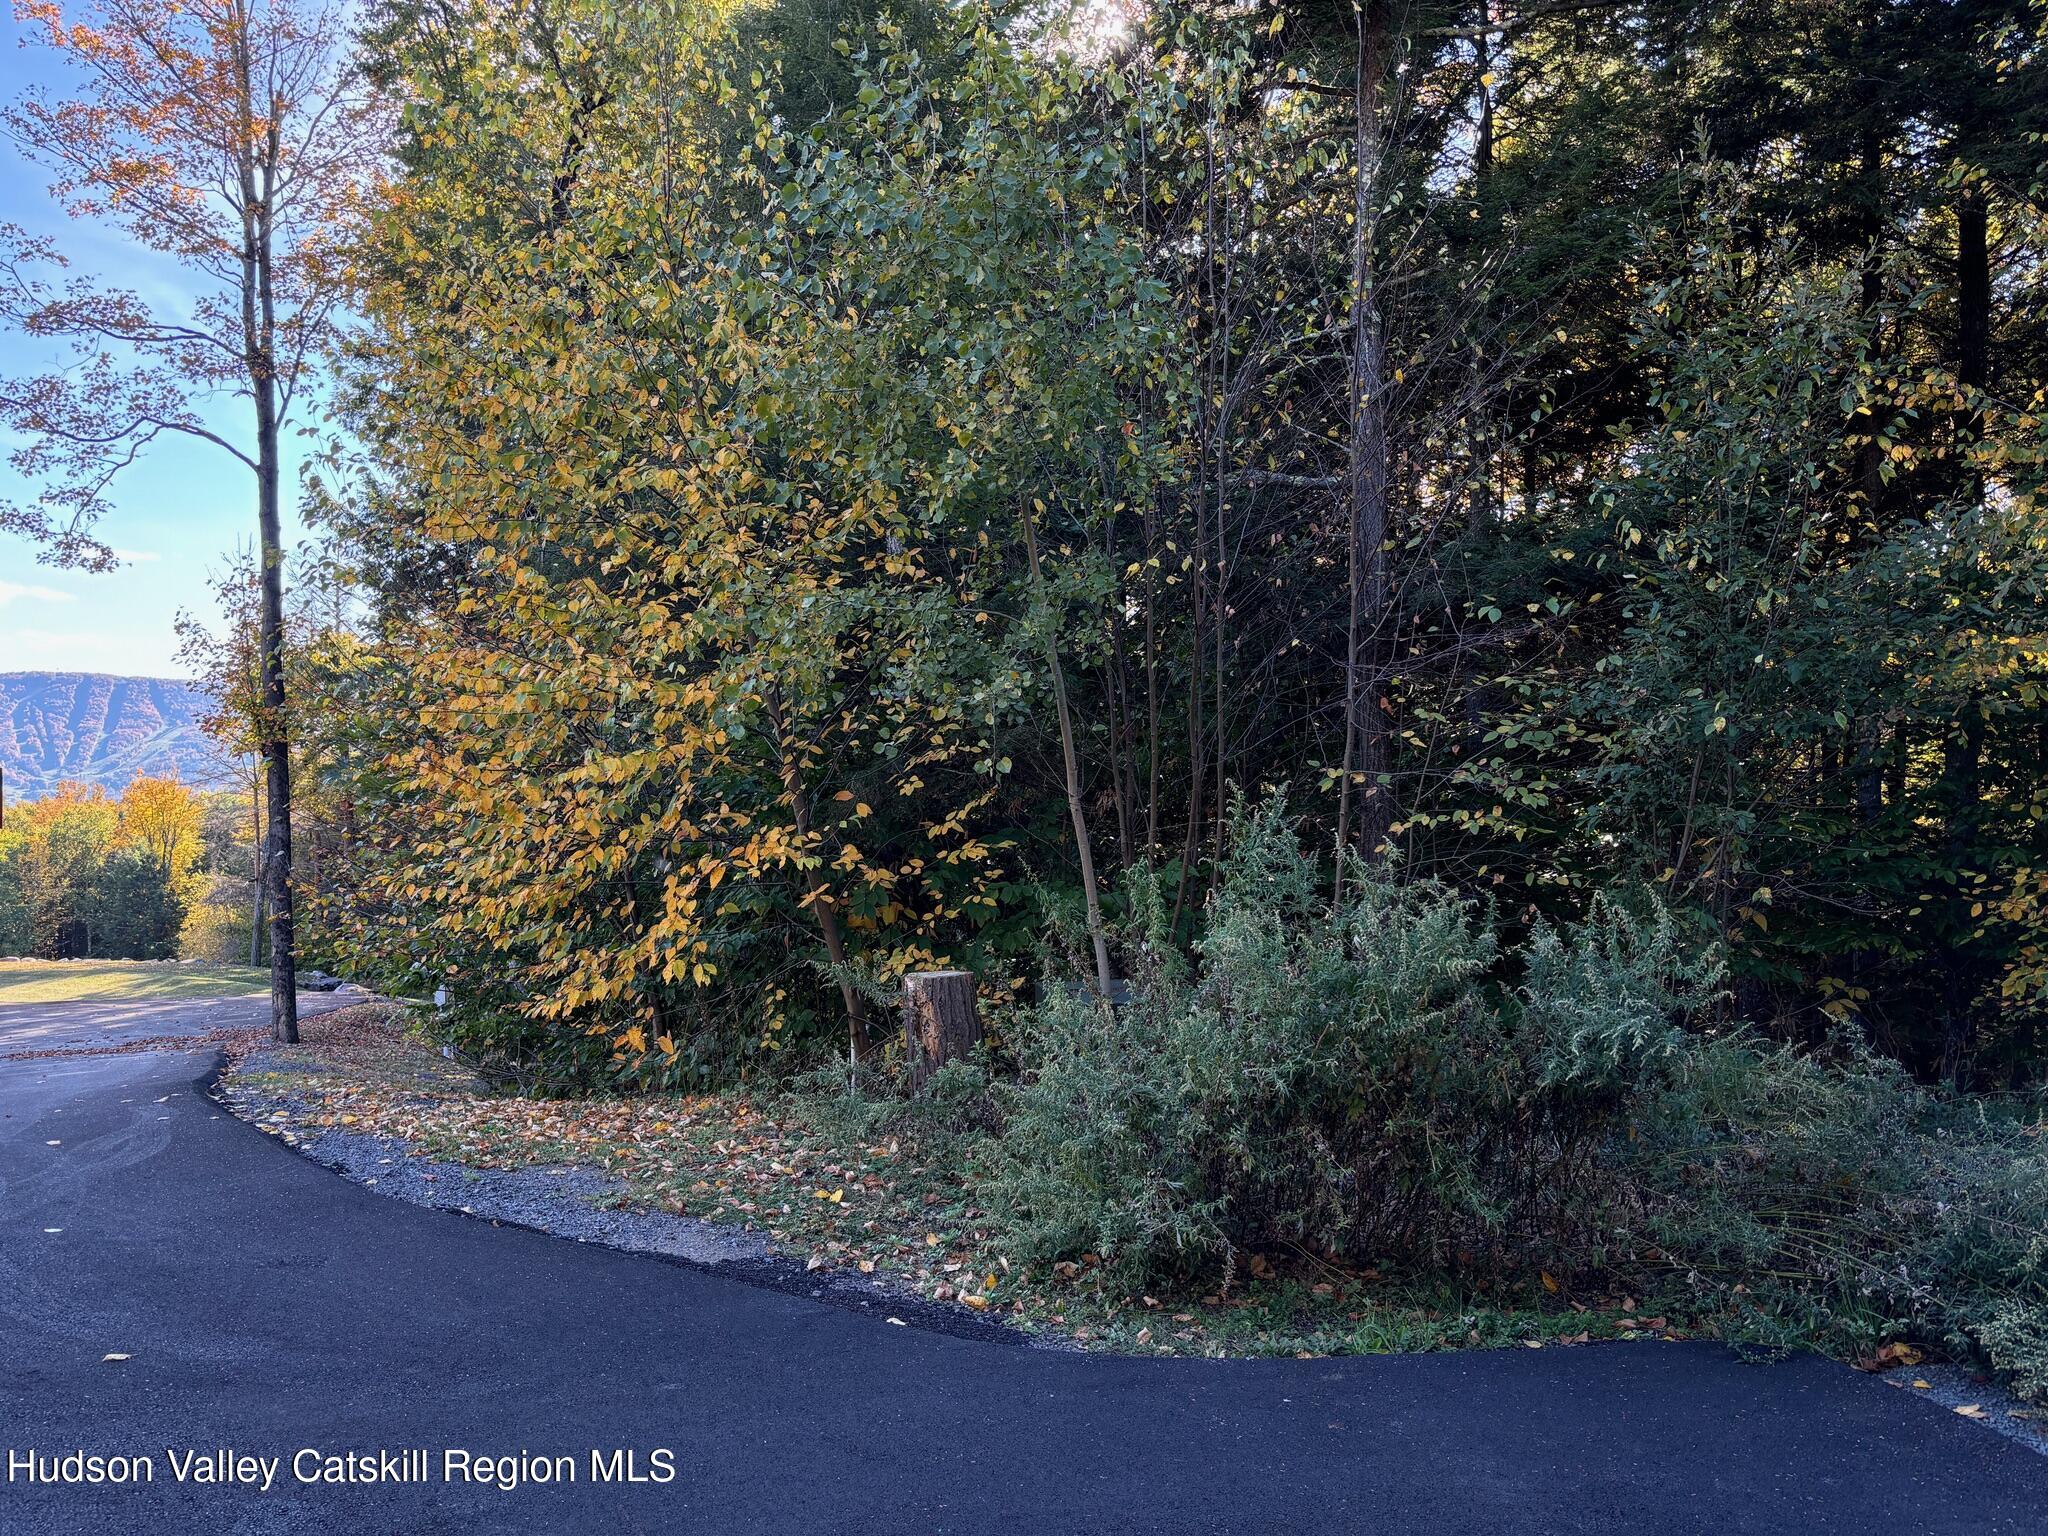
1936 189 1992 1088
1460 5 1497 746
1938 706 1985 1089
256 366 297 1041
1956 190 1990 499
236 23 297 1044
1021 501 1116 997
1844 125 1889 1017
1334 2 1392 892
1854 126 1888 519
1142 492 1162 858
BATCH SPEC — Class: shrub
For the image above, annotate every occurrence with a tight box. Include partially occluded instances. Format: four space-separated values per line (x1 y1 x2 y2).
1913 1103 2048 1398
980 796 1714 1290
789 1051 1001 1165
1610 1035 1926 1349
799 796 2048 1403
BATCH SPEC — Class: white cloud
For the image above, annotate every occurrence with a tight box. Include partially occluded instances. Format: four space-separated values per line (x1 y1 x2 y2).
0 581 76 607
109 548 162 564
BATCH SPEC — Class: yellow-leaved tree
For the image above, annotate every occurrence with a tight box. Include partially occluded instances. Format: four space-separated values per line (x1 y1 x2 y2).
314 0 1135 1083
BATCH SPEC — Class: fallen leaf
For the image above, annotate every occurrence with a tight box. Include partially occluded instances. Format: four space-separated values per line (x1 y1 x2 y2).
1912 1380 1932 1389
1955 1405 1987 1419
960 1294 989 1311
1540 1270 1560 1294
101 1353 130 1363
1875 1342 1923 1367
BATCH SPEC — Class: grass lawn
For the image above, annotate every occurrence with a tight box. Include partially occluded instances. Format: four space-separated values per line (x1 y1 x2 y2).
0 959 272 1004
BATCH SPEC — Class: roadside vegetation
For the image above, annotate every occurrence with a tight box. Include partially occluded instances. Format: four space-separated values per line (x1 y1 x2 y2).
230 803 2048 1400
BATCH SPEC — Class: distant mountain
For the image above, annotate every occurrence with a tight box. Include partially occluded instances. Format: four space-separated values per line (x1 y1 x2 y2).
0 672 234 799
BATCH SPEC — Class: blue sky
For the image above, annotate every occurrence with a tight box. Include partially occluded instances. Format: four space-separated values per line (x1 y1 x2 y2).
0 13 322 682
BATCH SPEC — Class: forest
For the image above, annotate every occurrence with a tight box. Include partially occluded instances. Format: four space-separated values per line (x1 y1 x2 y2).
284 0 2048 1091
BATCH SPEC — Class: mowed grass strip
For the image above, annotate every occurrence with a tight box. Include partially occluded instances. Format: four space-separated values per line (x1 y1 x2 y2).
0 959 272 1004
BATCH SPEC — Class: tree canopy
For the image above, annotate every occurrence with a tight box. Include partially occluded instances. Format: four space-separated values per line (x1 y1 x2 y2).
277 0 2048 1090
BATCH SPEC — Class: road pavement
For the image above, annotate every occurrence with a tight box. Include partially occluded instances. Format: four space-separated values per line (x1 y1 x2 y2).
4 998 2046 1534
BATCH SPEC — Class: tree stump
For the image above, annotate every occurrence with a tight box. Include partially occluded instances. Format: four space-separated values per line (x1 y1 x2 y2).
902 970 980 1086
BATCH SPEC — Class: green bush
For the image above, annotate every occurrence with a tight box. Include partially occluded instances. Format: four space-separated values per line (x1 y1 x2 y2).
1914 1104 2048 1398
1612 1035 1926 1350
969 796 2048 1404
980 796 1716 1290
180 880 255 964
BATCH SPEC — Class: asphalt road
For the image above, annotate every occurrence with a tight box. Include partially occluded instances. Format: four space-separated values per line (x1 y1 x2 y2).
4 1002 2047 1534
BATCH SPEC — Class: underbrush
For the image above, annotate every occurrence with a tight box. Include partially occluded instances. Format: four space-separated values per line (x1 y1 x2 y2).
287 800 2047 1391
793 797 2048 1398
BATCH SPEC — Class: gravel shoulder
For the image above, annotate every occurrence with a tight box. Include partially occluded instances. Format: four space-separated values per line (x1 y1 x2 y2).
218 1029 1030 1347
1882 1363 2048 1458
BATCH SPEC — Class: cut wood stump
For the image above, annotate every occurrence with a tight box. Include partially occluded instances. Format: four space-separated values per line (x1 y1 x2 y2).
902 970 980 1086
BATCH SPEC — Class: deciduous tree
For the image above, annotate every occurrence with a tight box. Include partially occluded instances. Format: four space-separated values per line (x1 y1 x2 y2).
0 0 375 1039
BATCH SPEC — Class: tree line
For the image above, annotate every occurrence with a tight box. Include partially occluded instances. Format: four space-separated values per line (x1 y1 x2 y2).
310 0 2048 1090
4 0 2044 1089
0 776 258 962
